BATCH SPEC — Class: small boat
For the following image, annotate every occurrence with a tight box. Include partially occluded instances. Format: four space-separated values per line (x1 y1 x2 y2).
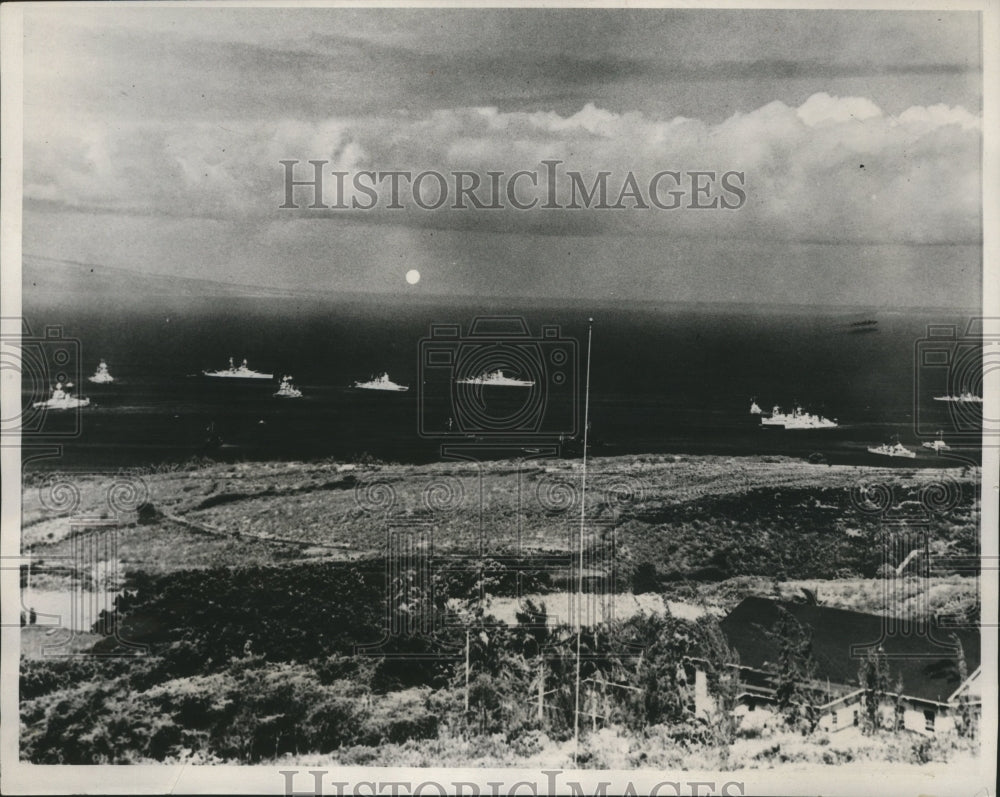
353 372 409 392
933 392 983 403
749 398 763 415
32 382 90 410
203 357 273 380
922 430 951 453
760 404 837 429
456 369 534 387
868 438 916 459
847 320 879 334
87 360 114 384
273 375 302 398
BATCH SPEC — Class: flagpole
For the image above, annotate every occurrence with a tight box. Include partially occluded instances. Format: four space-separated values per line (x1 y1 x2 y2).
573 317 593 766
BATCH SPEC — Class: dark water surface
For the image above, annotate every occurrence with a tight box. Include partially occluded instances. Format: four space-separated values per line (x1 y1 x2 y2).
19 297 983 470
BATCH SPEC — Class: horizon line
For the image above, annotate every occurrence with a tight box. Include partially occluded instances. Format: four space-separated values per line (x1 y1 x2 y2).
22 253 982 314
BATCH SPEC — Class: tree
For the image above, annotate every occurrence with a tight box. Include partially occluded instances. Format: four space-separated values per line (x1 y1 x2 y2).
436 561 535 735
892 675 905 732
798 587 820 606
952 635 977 739
694 616 741 747
512 598 551 659
613 611 697 730
764 607 819 734
857 646 891 735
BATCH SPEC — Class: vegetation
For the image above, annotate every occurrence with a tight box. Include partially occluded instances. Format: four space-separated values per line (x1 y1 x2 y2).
21 560 741 764
19 456 981 767
857 646 892 735
23 457 979 585
766 607 818 733
951 635 977 740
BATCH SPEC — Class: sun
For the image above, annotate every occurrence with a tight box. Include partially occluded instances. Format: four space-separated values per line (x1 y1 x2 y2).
405 269 421 285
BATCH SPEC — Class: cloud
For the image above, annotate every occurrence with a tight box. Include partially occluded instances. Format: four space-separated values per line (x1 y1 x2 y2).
796 93 883 126
897 103 981 130
24 93 981 248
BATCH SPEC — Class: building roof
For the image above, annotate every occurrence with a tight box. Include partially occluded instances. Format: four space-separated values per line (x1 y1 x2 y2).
719 596 980 705
949 666 982 702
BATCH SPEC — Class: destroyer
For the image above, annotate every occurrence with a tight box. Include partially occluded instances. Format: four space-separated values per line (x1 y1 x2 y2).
933 392 983 403
87 360 114 384
274 375 303 398
457 369 534 387
33 382 90 410
204 357 273 380
353 372 409 391
868 439 916 459
760 404 837 429
922 431 951 453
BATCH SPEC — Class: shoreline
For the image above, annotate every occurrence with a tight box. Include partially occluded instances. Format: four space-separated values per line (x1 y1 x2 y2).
20 443 984 474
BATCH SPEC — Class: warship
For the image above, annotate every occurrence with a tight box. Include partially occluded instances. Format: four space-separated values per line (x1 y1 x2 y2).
352 372 409 391
456 369 534 387
274 375 303 398
933 392 983 403
868 439 916 459
203 357 273 380
33 382 90 410
87 360 114 384
760 404 837 429
921 431 951 453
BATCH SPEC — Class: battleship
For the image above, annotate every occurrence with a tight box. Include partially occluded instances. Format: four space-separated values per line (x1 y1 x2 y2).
32 382 90 410
274 375 303 398
933 392 983 403
352 372 409 392
87 359 114 384
456 369 535 387
203 357 273 380
759 404 837 429
922 431 951 453
868 439 916 459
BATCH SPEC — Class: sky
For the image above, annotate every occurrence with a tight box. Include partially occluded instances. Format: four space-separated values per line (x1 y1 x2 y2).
20 6 983 307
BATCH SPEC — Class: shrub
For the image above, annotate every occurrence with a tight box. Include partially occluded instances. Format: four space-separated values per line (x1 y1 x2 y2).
632 562 660 594
98 562 386 666
910 736 934 765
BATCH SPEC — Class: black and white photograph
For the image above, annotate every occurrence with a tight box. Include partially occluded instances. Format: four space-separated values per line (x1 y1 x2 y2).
1 2 996 795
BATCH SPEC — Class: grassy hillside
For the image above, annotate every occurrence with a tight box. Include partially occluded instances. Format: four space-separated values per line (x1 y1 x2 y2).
19 454 982 767
24 455 980 584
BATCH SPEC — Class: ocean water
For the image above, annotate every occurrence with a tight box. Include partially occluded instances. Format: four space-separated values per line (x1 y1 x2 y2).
18 297 983 470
